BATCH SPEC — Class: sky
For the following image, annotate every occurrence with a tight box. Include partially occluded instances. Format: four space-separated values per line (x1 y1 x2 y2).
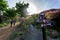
6 0 60 15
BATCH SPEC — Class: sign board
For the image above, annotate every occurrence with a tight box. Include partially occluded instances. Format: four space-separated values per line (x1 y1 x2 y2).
40 12 45 19
40 12 45 15
39 12 55 27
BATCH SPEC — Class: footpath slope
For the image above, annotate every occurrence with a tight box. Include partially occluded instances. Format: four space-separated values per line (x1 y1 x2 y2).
0 22 20 40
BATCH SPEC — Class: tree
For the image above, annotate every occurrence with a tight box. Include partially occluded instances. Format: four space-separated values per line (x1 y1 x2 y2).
0 0 8 23
0 0 7 11
4 7 17 19
16 1 29 17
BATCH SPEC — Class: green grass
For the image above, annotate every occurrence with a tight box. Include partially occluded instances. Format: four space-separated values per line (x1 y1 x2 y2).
0 23 8 27
10 31 24 40
12 31 18 39
0 20 10 27
9 31 18 40
0 21 10 27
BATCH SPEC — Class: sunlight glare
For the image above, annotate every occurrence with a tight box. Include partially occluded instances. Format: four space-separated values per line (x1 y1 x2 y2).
27 3 38 15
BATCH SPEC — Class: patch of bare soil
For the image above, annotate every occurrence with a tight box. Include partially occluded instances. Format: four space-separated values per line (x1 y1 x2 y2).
0 22 20 40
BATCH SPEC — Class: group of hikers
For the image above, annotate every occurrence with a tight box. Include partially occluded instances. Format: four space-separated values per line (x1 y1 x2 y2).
10 19 16 27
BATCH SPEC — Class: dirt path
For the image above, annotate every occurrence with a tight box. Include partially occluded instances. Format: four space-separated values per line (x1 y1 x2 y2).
0 22 20 40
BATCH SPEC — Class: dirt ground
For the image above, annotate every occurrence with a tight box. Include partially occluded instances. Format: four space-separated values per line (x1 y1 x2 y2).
0 22 20 40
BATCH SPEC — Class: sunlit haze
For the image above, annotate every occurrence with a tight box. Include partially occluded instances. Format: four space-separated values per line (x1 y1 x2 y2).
27 2 40 15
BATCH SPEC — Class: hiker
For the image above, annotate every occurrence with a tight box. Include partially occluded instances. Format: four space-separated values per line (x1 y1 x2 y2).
13 19 16 26
10 19 13 27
